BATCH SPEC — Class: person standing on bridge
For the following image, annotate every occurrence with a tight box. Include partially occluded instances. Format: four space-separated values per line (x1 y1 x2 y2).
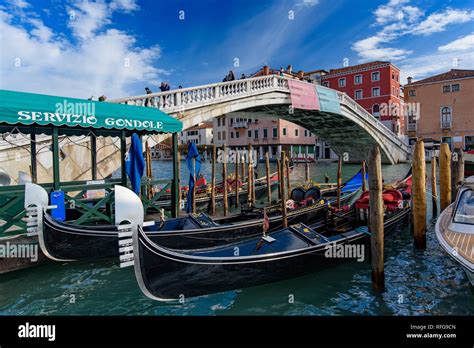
144 87 152 107
159 82 170 92
223 70 235 82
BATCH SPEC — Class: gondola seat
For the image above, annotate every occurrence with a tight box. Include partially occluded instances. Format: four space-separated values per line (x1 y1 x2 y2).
304 186 321 201
189 212 219 228
290 188 306 203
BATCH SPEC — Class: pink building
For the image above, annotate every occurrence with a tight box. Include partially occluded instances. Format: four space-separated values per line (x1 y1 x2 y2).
213 113 316 161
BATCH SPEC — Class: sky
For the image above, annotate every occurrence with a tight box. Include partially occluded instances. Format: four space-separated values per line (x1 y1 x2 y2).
0 0 473 99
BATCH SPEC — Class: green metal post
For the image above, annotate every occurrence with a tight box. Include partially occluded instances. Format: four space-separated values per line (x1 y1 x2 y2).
30 128 37 183
120 130 127 187
171 132 179 218
52 127 60 190
90 133 97 180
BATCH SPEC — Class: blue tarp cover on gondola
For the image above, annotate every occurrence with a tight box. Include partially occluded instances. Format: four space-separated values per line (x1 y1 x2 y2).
342 169 368 192
185 142 202 213
126 133 145 195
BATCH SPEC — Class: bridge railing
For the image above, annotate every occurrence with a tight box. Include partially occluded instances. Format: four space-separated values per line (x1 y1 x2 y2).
109 75 288 113
334 90 410 152
109 75 409 153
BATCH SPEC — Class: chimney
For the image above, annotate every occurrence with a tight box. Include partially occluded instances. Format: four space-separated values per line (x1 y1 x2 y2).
286 65 293 74
407 76 413 84
263 65 270 75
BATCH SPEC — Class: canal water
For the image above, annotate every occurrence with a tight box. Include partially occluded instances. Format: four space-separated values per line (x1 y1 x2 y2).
0 161 472 315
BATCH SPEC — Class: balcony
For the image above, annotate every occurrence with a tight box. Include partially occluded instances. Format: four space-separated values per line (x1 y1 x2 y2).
407 123 417 132
233 121 249 129
441 121 452 130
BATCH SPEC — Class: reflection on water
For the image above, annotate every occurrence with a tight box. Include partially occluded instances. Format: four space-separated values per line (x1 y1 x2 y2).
0 161 472 316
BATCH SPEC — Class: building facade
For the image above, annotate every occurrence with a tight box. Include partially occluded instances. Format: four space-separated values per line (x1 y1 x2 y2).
404 69 474 151
320 61 403 135
179 122 213 145
213 112 320 161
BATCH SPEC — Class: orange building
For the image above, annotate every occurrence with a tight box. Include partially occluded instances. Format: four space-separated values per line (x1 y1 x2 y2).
404 69 474 151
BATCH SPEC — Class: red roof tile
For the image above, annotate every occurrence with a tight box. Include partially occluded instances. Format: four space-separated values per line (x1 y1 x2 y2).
405 69 474 86
324 61 392 76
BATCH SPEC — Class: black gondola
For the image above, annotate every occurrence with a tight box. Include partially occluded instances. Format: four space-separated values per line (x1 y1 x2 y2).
129 174 412 301
25 171 365 261
154 169 282 210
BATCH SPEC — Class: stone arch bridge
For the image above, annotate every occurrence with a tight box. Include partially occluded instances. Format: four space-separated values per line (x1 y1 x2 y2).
109 75 410 164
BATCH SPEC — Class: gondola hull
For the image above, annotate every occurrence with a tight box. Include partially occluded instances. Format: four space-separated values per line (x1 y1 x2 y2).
135 207 410 300
39 189 358 260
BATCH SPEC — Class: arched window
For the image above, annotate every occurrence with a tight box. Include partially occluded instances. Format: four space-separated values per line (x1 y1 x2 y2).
440 106 452 129
372 104 380 117
441 106 452 122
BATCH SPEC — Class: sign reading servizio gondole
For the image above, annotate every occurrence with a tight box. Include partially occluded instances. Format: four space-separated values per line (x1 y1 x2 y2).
17 111 165 130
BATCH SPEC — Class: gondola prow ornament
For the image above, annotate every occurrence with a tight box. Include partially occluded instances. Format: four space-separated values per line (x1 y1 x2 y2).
115 185 144 268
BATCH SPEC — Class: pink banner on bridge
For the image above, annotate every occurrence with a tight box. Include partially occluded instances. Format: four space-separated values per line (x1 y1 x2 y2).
288 80 320 110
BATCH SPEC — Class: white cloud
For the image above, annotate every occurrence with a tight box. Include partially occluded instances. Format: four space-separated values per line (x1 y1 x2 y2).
353 1 474 63
6 0 29 9
0 0 165 99
28 18 54 42
109 0 139 12
400 50 474 83
413 9 474 35
67 1 113 40
374 0 410 24
352 35 411 60
296 0 319 7
439 34 474 52
402 5 423 23
353 0 421 61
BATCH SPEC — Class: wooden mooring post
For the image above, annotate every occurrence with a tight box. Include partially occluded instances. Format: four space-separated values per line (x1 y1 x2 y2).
265 152 271 204
240 154 245 192
210 144 216 215
412 140 426 249
361 160 367 192
368 146 384 291
439 143 451 211
192 157 196 214
251 157 256 204
336 156 342 208
145 141 153 199
451 148 464 202
222 144 228 216
276 158 282 200
280 151 288 228
247 144 252 205
235 153 239 209
285 155 291 195
431 155 438 216
177 151 181 213
305 153 310 183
